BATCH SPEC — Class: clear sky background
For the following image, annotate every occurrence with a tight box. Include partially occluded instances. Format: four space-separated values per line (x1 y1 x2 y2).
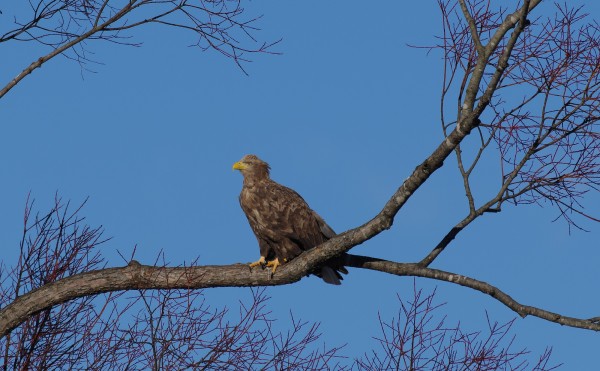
2 1 600 368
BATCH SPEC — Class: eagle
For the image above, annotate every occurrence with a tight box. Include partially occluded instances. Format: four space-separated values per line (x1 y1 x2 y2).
233 154 348 285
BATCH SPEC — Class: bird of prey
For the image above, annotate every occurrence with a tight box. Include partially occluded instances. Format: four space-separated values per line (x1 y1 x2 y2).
233 154 347 285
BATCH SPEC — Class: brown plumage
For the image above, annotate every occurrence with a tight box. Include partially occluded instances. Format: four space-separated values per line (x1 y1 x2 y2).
233 154 348 285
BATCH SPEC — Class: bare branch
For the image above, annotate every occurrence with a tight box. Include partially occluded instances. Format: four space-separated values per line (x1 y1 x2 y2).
457 0 484 54
345 254 600 332
1 0 278 98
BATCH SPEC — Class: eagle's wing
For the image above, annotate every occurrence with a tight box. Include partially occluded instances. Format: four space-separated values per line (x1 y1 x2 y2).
249 182 323 246
241 180 323 260
313 211 336 239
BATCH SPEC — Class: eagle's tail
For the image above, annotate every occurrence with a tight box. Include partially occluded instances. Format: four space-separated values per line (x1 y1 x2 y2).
319 255 349 285
313 214 349 285
320 266 342 285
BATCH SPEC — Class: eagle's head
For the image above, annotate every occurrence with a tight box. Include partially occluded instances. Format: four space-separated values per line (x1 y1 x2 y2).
233 154 271 181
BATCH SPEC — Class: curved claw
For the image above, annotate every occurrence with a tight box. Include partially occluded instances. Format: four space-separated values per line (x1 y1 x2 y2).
249 256 266 269
266 258 280 275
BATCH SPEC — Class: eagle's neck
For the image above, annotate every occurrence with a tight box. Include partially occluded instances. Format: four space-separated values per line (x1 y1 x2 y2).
243 167 271 187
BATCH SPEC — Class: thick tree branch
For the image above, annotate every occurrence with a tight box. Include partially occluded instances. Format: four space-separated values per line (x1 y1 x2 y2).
0 260 298 338
4 247 599 339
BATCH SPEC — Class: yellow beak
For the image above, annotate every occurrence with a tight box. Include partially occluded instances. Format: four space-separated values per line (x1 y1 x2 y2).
232 161 246 170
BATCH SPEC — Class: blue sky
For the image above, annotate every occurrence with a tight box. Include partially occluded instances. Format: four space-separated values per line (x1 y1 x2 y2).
2 1 600 368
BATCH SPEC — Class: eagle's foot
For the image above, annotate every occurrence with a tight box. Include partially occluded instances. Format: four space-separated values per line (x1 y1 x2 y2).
266 258 280 276
249 256 266 269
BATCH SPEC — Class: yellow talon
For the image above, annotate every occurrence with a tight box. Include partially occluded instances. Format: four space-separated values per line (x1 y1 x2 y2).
249 256 266 269
266 258 280 274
